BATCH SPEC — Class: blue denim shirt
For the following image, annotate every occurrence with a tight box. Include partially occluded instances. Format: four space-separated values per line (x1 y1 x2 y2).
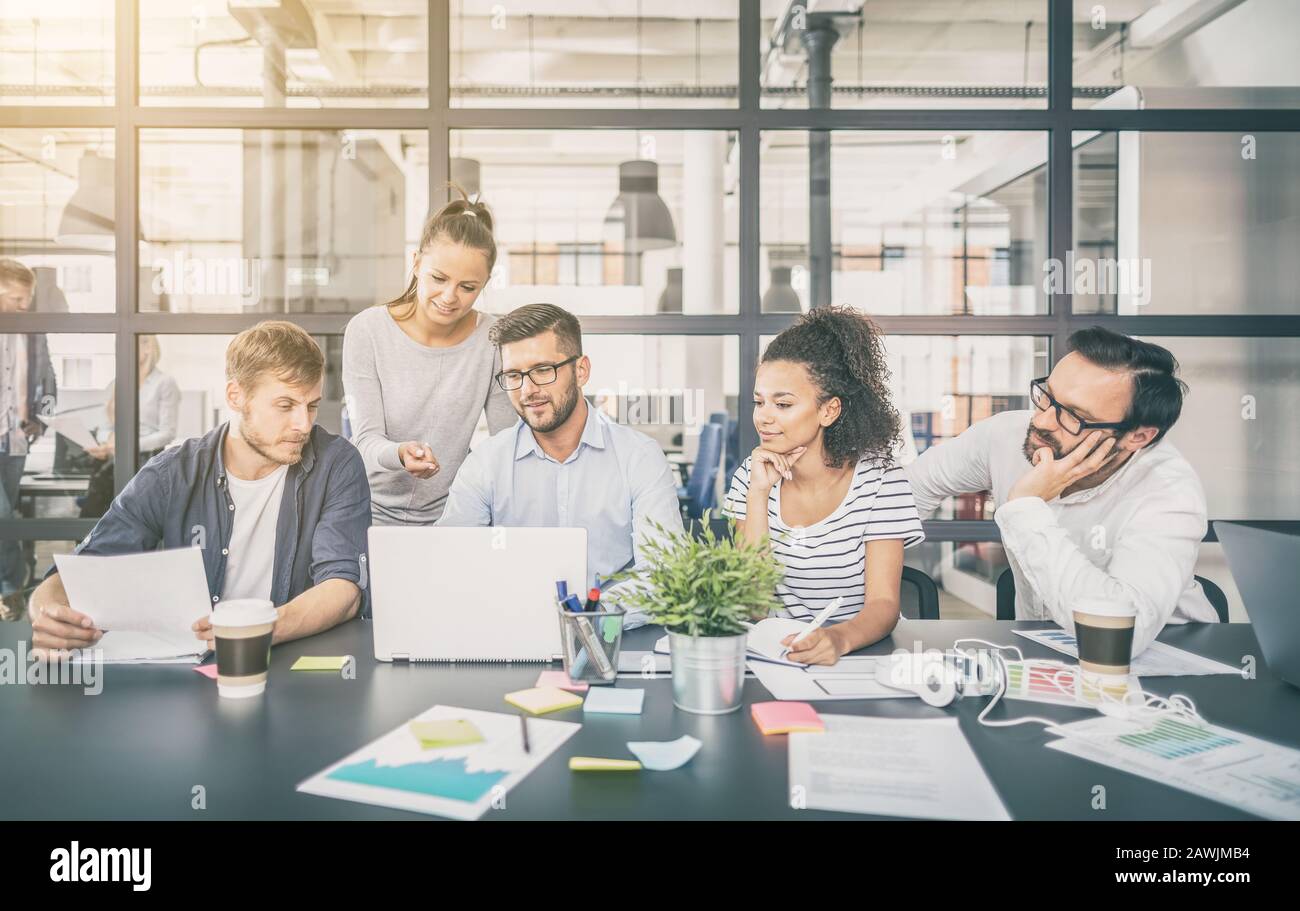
58 422 372 613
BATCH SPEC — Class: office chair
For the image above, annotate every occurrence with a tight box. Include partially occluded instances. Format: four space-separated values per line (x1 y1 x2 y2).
900 566 941 620
1195 575 1230 623
997 568 1231 624
677 422 724 521
995 567 1018 620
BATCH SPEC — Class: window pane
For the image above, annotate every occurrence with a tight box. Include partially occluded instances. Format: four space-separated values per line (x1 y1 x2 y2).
451 2 738 109
1141 337 1299 521
454 130 739 315
1070 131 1300 315
0 1 113 105
0 334 114 562
133 332 343 452
1073 0 1300 109
140 1 427 108
761 131 1049 314
0 540 79 614
758 332 1048 469
139 129 427 313
585 335 740 501
138 333 738 514
761 1 1047 110
1 130 117 311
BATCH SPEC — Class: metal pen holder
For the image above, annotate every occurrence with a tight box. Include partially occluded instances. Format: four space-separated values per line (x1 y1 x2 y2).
556 601 625 685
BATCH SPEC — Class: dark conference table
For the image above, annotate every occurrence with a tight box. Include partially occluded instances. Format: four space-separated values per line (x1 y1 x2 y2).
2 616 1295 821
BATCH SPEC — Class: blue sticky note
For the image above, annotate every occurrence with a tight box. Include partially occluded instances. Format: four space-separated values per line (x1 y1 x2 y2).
583 687 645 715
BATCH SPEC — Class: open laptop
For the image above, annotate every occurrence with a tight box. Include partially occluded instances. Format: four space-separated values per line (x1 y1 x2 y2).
369 526 586 663
1214 521 1300 688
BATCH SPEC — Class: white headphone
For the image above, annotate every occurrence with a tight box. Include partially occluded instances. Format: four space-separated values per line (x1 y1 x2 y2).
877 638 1207 731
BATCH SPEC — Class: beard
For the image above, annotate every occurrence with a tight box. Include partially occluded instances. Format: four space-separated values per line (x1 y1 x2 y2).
239 408 306 466
518 379 580 434
1022 424 1065 463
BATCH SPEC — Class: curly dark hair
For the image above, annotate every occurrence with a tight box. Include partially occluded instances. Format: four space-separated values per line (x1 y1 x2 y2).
760 306 901 469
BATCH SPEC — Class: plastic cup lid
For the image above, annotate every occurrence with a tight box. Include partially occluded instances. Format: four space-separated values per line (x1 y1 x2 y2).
1072 597 1137 620
211 598 277 627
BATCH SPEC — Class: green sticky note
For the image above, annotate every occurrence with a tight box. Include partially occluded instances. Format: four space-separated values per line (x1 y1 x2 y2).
291 656 348 671
408 719 485 749
602 616 620 643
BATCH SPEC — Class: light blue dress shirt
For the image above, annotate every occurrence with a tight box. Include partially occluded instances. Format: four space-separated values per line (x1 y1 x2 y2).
437 399 684 597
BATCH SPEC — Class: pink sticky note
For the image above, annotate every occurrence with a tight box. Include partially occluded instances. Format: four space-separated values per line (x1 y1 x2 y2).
536 670 588 692
751 701 824 735
193 664 219 680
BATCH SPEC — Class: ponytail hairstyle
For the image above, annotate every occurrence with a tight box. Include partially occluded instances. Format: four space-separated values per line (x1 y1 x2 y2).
386 183 497 320
760 306 901 470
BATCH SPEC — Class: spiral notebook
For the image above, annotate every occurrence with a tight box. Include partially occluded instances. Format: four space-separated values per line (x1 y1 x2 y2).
369 526 587 663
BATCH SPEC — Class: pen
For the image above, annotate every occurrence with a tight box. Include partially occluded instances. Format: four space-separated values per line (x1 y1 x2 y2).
792 596 844 645
520 715 530 753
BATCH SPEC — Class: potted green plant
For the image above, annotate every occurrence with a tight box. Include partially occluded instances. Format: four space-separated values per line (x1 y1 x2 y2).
613 516 784 714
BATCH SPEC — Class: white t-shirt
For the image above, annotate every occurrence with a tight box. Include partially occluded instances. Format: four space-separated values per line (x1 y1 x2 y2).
221 464 289 603
723 455 925 622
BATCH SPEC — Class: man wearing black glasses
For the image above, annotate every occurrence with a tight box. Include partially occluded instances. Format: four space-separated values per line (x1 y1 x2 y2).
905 327 1217 656
438 303 683 623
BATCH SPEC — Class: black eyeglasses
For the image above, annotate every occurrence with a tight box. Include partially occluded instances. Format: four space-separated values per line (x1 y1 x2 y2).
495 355 579 392
1029 377 1130 436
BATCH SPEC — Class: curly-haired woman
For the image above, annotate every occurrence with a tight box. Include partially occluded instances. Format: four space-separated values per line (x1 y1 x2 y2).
723 306 925 665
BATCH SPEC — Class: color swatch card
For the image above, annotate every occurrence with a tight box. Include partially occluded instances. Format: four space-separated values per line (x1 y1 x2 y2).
583 687 645 715
752 701 824 735
297 705 580 820
1012 628 1239 677
504 686 584 715
1046 715 1300 820
1002 660 1140 707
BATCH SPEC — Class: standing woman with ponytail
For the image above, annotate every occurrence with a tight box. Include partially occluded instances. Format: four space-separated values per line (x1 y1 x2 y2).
722 306 925 665
343 189 517 524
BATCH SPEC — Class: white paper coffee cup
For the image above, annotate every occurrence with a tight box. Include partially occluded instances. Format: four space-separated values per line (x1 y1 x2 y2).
1072 597 1136 677
211 599 277 698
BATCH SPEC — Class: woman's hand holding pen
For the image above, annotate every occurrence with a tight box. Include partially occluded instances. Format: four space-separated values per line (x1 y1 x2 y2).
397 442 440 479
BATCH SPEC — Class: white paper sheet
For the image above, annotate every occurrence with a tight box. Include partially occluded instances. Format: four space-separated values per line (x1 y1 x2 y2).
39 412 99 451
1013 627 1240 677
749 655 919 701
1046 715 1300 820
53 548 211 663
627 735 702 771
297 705 581 820
789 715 1010 820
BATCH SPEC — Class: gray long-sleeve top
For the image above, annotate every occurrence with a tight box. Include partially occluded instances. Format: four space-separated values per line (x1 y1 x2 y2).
341 306 517 525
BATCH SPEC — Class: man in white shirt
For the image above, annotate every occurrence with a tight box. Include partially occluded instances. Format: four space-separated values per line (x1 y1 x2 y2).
905 327 1217 656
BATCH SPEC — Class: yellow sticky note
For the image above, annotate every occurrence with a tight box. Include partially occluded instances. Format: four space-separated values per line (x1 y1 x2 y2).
291 656 348 671
569 757 642 772
504 686 584 715
408 719 485 749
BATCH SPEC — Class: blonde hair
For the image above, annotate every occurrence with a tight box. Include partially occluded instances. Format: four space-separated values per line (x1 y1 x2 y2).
0 258 35 290
138 334 161 378
226 321 324 393
387 184 496 320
